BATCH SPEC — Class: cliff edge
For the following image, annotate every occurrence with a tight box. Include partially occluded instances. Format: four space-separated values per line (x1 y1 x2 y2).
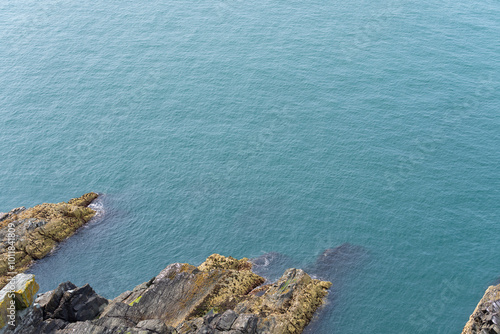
462 283 500 334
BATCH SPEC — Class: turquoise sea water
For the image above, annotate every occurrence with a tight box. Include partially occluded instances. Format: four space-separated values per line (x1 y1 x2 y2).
1 0 499 332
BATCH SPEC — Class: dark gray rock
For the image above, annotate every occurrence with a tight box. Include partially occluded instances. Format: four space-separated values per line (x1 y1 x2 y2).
56 320 119 334
36 281 77 319
52 284 108 322
231 314 258 334
103 263 231 326
136 319 175 333
93 316 137 330
196 326 214 334
99 300 131 318
3 305 44 334
3 304 67 334
215 310 238 331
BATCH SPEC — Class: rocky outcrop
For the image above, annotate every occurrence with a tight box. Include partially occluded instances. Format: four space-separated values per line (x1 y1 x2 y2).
0 274 39 328
4 254 331 334
251 244 368 333
462 283 500 334
0 193 99 289
2 280 108 333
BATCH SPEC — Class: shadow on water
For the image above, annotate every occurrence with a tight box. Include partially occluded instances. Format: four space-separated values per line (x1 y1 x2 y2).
250 243 369 333
303 243 369 333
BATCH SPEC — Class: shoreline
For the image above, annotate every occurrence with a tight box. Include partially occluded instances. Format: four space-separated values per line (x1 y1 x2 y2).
0 193 99 290
1 254 332 334
1 194 497 333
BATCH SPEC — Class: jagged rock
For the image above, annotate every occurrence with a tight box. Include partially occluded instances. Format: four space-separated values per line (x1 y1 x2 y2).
5 254 331 334
36 281 77 318
51 284 108 322
101 257 264 328
463 284 500 334
214 310 238 330
231 314 258 333
56 320 128 334
0 193 99 290
4 305 67 334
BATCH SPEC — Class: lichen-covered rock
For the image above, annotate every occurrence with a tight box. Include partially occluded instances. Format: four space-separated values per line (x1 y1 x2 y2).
462 283 500 334
0 193 99 289
0 273 39 329
233 268 332 334
12 274 39 309
100 258 264 328
198 254 253 272
4 254 331 334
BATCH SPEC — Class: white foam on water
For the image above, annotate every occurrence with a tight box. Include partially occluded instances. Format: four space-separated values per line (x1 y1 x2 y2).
87 195 105 222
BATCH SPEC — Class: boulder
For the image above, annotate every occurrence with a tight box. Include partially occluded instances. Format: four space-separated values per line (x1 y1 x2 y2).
0 273 39 329
231 313 258 333
214 309 238 331
12 273 40 309
36 281 77 318
51 284 108 322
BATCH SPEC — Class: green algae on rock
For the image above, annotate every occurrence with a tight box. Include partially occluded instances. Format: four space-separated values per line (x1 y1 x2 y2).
0 193 99 290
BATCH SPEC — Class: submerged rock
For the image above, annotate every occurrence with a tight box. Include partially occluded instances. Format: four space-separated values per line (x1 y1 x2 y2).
4 254 331 334
302 243 368 333
251 243 368 285
308 243 368 282
462 283 500 334
0 193 99 289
